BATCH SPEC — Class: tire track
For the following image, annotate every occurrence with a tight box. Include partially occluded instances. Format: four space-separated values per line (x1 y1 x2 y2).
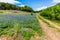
37 14 60 40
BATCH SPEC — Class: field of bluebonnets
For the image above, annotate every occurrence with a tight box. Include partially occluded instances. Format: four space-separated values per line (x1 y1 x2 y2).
0 13 42 40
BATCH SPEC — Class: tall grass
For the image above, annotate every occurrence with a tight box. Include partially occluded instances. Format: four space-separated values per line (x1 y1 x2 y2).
0 13 42 40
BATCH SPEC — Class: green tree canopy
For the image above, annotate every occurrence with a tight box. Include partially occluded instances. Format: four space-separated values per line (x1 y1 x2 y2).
0 2 34 12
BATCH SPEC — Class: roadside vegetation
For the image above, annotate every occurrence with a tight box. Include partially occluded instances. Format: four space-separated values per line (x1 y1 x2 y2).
40 3 60 20
39 3 60 25
0 13 43 40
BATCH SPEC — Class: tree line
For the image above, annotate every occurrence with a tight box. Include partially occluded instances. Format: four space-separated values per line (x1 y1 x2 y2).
0 2 34 12
39 3 60 20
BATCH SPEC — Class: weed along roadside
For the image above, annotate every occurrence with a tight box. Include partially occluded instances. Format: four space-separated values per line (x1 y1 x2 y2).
0 13 43 40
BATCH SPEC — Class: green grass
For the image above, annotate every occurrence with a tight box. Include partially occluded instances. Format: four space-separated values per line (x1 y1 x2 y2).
51 20 60 26
38 15 57 28
0 10 30 14
20 28 35 40
0 10 12 13
0 13 43 40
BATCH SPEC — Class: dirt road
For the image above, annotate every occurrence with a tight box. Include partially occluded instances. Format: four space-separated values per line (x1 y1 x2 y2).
39 15 60 30
37 14 60 40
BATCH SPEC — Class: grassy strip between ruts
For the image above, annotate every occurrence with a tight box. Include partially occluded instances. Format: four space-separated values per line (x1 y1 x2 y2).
37 13 57 29
38 13 60 33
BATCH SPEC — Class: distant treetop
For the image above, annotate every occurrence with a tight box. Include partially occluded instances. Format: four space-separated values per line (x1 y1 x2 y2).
0 2 34 12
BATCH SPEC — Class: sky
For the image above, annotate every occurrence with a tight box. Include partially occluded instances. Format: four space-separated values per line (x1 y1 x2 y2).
0 0 60 11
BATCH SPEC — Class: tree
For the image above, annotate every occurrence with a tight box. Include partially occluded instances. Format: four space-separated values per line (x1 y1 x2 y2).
0 2 34 12
39 3 60 20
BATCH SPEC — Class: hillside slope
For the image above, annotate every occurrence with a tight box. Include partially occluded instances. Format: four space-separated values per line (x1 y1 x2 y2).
40 3 60 20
